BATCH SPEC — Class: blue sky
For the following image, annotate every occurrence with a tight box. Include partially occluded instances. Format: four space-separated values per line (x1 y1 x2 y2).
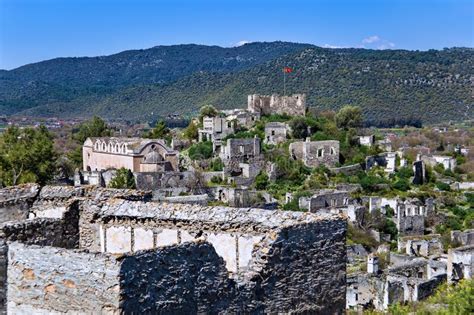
0 0 473 69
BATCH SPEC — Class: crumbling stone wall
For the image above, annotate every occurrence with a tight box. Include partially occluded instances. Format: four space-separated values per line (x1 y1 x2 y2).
29 186 83 219
7 242 121 314
448 245 474 283
451 229 474 246
306 190 350 212
86 200 347 313
0 184 39 223
243 220 346 313
398 235 443 257
119 242 234 313
384 274 445 308
1 185 347 314
289 140 340 168
117 218 346 314
0 200 80 249
78 188 151 252
248 94 306 116
396 214 425 236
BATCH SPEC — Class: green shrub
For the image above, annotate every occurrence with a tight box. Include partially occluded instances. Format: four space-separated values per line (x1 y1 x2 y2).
392 179 411 191
188 141 213 160
210 175 222 184
436 181 451 191
434 163 445 174
396 166 414 179
210 158 224 171
255 172 269 190
108 167 136 189
289 117 309 139
347 225 378 249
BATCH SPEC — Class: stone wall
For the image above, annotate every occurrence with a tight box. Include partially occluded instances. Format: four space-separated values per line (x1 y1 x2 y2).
160 194 208 205
330 163 363 175
118 218 346 313
447 245 474 283
119 242 234 313
30 185 83 219
0 185 347 313
396 214 425 236
289 140 340 168
384 274 445 308
307 190 350 212
398 235 443 257
451 229 474 246
248 94 306 116
0 200 79 249
0 184 39 223
7 243 121 314
86 200 347 313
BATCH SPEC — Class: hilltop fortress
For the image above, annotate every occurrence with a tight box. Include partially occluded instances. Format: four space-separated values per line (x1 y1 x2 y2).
248 94 307 116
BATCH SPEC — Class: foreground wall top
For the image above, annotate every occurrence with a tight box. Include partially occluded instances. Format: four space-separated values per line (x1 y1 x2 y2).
97 199 343 232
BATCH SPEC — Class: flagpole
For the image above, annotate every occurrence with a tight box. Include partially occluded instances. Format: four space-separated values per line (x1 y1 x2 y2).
283 69 286 96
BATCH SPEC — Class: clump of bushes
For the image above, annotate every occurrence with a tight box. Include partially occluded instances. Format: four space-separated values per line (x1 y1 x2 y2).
188 141 213 160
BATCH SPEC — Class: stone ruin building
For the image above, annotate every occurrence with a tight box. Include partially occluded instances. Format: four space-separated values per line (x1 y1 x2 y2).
298 189 351 213
366 196 434 237
451 229 474 247
289 139 340 168
347 246 449 311
221 108 260 129
198 116 234 152
359 135 375 147
397 235 443 257
79 137 180 189
419 154 457 172
365 152 397 173
220 137 264 186
448 245 474 283
0 184 347 314
394 199 428 236
264 122 289 145
248 94 307 117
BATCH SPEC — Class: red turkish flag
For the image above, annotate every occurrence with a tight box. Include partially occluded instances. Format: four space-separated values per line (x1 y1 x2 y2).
283 67 293 73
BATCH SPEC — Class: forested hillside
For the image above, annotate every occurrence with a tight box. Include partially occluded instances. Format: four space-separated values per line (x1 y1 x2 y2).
1 42 472 124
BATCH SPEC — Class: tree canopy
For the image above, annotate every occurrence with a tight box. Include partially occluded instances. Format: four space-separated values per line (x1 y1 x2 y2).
0 126 57 186
144 120 170 139
335 105 363 130
108 167 136 189
73 116 111 143
68 116 112 168
199 105 219 122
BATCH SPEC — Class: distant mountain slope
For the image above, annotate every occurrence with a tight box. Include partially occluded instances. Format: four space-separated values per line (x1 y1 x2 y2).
0 42 312 115
1 42 472 123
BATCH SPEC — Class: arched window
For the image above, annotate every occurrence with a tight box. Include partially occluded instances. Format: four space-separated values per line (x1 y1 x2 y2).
121 144 127 154
101 142 106 151
115 144 120 153
330 147 336 155
94 141 100 151
108 143 113 153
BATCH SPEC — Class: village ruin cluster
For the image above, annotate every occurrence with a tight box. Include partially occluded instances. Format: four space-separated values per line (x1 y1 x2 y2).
0 93 472 313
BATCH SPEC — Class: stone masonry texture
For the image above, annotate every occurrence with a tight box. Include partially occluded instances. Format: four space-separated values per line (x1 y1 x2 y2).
0 185 347 314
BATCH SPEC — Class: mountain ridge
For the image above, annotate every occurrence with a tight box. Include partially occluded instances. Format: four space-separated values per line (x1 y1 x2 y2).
1 42 472 124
